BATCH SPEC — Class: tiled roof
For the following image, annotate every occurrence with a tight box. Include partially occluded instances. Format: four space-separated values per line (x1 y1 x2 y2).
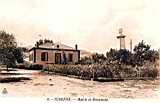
53 42 74 49
38 42 74 50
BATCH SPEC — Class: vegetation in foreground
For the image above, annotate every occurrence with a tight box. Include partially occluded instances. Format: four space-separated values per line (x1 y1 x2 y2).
43 40 159 81
45 61 158 81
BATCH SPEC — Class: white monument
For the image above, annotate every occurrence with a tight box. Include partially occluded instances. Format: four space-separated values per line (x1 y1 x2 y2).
117 28 126 49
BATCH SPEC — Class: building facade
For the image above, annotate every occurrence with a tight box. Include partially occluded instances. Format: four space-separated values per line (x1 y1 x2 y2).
29 42 80 65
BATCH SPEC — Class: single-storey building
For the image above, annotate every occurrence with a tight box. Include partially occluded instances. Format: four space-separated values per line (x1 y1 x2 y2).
29 41 80 65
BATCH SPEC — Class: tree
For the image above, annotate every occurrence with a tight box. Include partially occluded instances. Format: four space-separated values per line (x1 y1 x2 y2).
13 47 24 63
106 49 132 64
133 40 159 65
0 31 17 48
92 53 106 63
0 31 23 70
115 49 132 64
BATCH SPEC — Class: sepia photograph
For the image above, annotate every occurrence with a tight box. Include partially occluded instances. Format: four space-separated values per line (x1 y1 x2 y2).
0 0 160 103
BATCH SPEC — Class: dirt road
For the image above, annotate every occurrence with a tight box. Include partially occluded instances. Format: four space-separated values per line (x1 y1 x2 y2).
0 69 160 98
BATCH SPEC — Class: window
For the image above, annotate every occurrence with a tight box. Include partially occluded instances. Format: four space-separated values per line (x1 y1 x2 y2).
41 52 48 61
55 53 61 64
68 53 73 62
57 45 59 48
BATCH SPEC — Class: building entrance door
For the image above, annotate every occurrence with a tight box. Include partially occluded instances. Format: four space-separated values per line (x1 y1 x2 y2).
55 53 61 64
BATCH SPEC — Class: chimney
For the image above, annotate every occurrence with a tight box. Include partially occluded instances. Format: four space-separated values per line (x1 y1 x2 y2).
75 44 78 50
36 42 39 47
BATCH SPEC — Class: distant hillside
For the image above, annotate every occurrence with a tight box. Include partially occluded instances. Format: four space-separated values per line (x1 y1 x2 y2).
80 50 93 58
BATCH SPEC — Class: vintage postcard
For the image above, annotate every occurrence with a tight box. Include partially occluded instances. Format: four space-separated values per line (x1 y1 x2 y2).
0 0 160 103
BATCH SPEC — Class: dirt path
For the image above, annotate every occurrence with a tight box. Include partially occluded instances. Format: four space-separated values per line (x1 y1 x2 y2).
0 69 160 98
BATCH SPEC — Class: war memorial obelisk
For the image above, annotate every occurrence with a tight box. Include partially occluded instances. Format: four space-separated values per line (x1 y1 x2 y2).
117 28 126 50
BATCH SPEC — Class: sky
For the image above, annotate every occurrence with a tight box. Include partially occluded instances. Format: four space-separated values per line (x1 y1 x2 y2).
0 0 159 53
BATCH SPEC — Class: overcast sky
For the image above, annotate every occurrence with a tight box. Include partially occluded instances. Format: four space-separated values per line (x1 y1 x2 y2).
0 0 159 53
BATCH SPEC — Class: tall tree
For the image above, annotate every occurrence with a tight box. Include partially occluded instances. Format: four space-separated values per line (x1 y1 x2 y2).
0 31 17 48
133 40 159 65
0 31 23 70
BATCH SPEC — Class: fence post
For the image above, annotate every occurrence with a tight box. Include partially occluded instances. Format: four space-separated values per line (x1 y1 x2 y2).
91 65 94 81
48 64 49 74
136 65 140 80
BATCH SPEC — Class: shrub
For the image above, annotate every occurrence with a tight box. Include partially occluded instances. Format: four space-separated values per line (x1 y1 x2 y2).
29 64 43 70
140 63 159 79
48 64 117 80
47 61 159 80
16 63 25 69
23 61 31 69
15 61 31 69
41 67 48 72
148 69 159 78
